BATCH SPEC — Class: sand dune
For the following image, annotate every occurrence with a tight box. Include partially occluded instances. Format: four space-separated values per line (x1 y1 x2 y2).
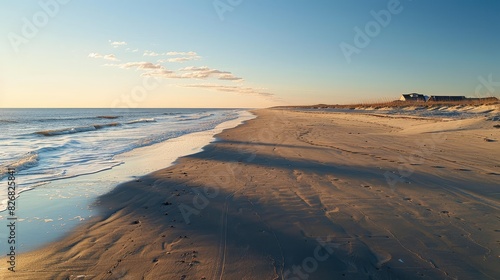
2 108 499 279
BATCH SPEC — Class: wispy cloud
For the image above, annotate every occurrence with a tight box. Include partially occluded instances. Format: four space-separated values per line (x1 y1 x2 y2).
166 51 198 56
162 56 201 63
141 69 175 77
110 41 127 48
88 52 119 61
90 47 270 97
137 65 242 81
181 84 272 97
144 51 200 62
165 51 200 62
115 62 175 78
88 52 102 58
143 50 160 57
218 73 244 81
119 61 164 70
178 66 243 81
103 54 118 61
126 48 139 53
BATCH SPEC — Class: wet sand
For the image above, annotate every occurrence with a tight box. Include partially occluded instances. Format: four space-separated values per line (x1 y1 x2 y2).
2 108 499 279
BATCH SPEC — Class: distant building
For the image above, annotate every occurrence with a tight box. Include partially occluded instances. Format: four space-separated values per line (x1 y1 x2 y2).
400 93 428 102
429 96 466 102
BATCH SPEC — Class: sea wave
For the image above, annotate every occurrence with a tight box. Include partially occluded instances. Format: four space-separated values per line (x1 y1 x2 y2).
96 115 121 119
126 118 156 124
163 112 185 115
0 140 84 177
34 118 159 136
35 122 121 136
0 152 39 176
0 109 246 215
93 123 121 129
0 119 18 124
34 115 121 122
178 113 215 121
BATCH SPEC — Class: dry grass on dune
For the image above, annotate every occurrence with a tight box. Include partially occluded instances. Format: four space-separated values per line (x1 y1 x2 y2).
278 97 499 110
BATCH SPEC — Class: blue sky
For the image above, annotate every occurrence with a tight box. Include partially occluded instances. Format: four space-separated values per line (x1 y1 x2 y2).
1 0 499 108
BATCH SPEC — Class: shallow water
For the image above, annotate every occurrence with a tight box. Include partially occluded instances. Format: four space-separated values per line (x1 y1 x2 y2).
0 108 254 253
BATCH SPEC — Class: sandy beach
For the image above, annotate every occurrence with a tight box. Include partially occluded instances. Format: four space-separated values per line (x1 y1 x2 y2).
3 107 499 279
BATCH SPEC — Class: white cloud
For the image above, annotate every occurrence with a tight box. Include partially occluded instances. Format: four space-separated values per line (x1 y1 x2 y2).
166 51 197 56
88 52 102 58
95 50 268 96
180 66 211 72
163 56 201 63
178 66 243 81
141 69 175 78
117 61 176 78
143 50 160 57
119 61 163 70
126 48 139 53
143 51 200 62
181 84 272 97
136 65 242 81
88 53 119 61
219 73 244 81
103 54 118 61
132 65 243 81
110 41 127 48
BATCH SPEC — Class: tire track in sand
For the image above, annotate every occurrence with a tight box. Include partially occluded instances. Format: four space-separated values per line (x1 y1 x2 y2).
212 194 232 280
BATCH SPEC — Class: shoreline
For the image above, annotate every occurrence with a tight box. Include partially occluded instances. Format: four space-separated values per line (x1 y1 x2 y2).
0 108 249 213
2 108 498 279
0 110 255 254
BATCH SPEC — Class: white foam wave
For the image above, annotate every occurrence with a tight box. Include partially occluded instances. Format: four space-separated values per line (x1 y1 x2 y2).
178 113 215 121
0 152 39 176
35 123 120 136
126 118 157 124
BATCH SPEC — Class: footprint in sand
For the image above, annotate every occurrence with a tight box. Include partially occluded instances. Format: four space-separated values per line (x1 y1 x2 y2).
440 210 451 217
373 250 392 269
326 207 340 216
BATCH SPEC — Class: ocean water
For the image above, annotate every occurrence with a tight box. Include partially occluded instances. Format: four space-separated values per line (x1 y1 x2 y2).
0 108 243 209
0 108 253 252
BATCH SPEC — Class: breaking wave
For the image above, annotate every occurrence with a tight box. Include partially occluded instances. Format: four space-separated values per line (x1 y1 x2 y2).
126 118 157 124
178 113 215 121
35 123 121 136
0 152 39 177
